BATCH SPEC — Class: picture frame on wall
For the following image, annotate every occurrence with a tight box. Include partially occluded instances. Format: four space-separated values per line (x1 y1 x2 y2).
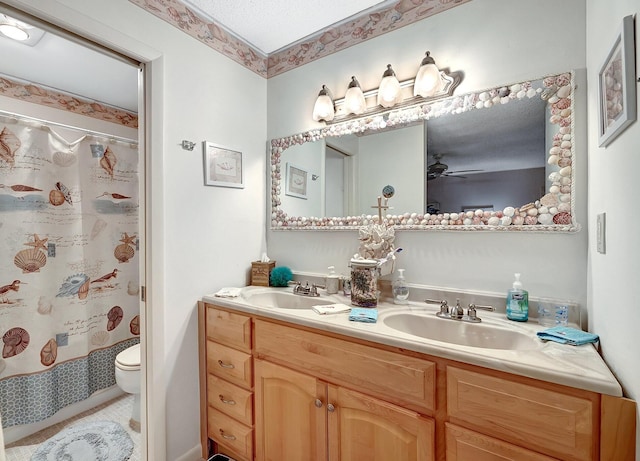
203 141 244 188
285 162 308 199
597 15 637 148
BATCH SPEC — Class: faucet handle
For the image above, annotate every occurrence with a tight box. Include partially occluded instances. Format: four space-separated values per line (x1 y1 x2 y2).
468 303 494 311
425 298 448 312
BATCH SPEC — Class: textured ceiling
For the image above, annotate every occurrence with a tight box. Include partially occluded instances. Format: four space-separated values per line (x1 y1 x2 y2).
180 0 393 55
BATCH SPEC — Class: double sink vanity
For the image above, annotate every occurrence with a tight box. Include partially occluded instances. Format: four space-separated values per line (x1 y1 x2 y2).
198 286 635 461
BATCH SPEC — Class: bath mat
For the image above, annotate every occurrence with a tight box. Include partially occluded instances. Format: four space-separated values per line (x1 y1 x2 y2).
30 420 133 461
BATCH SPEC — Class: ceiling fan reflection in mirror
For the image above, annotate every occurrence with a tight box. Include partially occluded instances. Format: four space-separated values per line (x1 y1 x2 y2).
426 153 482 180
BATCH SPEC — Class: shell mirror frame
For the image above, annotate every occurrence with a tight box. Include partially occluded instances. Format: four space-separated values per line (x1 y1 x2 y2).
269 71 579 232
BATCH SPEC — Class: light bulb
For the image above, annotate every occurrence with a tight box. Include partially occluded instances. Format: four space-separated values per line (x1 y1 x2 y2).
344 76 366 115
377 64 402 108
312 85 335 122
414 51 442 97
0 24 29 41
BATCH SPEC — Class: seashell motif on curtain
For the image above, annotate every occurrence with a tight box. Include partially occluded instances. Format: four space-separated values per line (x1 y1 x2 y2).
0 126 21 166
99 146 117 178
3 327 30 358
107 306 124 331
40 338 58 366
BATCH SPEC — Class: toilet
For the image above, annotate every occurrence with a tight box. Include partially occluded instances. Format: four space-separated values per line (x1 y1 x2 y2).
115 343 141 432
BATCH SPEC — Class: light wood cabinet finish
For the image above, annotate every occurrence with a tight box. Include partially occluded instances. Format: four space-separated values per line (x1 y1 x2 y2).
445 423 559 460
207 341 253 390
199 301 636 461
255 359 435 461
199 303 254 461
254 359 327 460
207 374 253 426
254 318 436 413
328 384 435 461
447 366 596 461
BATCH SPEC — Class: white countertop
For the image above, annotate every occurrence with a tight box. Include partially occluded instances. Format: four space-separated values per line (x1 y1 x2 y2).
203 286 622 397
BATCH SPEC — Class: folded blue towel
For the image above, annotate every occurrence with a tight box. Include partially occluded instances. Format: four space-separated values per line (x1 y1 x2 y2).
349 307 378 323
536 326 599 346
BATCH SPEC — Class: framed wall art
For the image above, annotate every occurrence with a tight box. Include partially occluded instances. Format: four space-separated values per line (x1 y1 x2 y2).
598 15 637 147
203 141 244 188
285 162 308 199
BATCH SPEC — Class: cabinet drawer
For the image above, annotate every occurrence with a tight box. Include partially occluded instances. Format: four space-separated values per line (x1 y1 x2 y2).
206 305 252 353
208 374 253 426
255 319 436 412
208 407 253 461
446 423 559 460
207 341 253 390
447 367 596 461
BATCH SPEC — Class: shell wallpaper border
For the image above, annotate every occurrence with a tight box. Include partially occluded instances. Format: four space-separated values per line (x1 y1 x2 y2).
0 75 138 129
128 0 472 78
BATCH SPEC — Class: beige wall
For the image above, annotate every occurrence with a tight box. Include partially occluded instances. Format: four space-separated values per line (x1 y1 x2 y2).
586 1 640 457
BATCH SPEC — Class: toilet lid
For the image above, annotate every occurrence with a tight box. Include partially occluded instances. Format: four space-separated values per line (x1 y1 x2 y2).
116 343 140 369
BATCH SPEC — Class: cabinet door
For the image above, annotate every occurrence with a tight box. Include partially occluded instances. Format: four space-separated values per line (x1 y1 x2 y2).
328 384 435 461
446 423 559 461
254 359 327 461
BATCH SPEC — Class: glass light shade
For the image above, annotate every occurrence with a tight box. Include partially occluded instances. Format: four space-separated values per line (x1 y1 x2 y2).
0 24 29 41
344 76 366 115
377 64 402 108
413 51 442 97
312 85 335 122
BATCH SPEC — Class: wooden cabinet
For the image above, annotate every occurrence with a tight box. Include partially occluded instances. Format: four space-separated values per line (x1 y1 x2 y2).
254 358 435 461
199 301 636 461
199 303 254 461
447 366 596 461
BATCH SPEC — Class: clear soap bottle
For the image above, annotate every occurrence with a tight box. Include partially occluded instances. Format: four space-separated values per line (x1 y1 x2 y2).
506 273 529 321
392 269 409 304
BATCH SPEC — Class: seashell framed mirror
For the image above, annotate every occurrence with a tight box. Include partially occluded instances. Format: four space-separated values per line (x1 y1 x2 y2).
269 71 580 232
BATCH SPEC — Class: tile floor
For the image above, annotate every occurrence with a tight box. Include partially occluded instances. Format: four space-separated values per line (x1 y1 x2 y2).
4 394 140 461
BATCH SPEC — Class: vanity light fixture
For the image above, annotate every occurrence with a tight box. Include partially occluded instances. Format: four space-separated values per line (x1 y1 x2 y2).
344 76 366 115
312 85 335 122
414 51 442 97
377 64 402 108
312 51 462 124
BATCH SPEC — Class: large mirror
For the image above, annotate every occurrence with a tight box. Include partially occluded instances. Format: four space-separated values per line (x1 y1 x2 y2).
270 71 578 231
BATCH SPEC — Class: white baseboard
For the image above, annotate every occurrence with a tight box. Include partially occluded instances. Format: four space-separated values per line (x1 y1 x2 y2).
174 444 203 461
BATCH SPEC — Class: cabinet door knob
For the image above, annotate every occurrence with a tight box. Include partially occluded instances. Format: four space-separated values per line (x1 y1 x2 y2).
219 429 236 440
219 394 236 405
217 360 235 369
315 399 323 408
327 403 335 412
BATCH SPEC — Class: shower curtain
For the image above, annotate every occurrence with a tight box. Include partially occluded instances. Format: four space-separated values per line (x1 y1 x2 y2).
0 112 140 428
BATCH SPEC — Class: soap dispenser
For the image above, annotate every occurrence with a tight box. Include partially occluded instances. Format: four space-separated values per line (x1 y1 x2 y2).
392 268 410 304
506 272 529 321
325 266 339 294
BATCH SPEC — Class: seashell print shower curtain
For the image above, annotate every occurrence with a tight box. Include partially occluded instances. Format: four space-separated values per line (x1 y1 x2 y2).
0 113 140 427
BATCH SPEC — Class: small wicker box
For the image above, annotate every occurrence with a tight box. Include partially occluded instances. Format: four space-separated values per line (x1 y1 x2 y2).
251 261 276 286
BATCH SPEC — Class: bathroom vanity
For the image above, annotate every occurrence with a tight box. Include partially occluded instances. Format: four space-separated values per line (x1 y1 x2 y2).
198 287 635 461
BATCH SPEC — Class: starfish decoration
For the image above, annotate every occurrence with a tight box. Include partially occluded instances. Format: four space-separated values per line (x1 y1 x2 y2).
25 233 48 251
120 232 136 246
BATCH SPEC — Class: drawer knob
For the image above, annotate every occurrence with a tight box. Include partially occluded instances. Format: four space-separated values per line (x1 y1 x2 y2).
219 394 236 405
217 360 235 369
219 429 236 441
327 403 335 413
314 399 323 408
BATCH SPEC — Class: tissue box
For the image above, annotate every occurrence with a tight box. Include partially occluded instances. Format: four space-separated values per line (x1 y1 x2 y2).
251 261 276 286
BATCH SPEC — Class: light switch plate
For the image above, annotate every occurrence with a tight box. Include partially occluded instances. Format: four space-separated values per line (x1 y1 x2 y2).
597 213 606 254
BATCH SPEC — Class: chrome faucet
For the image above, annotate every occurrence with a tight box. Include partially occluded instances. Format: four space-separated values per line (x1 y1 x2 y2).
427 297 494 323
290 281 325 297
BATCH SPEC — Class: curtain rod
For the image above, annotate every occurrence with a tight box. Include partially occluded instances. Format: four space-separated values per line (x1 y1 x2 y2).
0 109 138 146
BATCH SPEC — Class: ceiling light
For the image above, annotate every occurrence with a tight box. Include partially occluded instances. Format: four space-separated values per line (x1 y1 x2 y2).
0 14 45 46
0 23 29 41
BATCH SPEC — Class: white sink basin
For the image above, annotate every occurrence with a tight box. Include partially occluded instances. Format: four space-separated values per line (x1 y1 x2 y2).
243 290 334 309
382 312 538 350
